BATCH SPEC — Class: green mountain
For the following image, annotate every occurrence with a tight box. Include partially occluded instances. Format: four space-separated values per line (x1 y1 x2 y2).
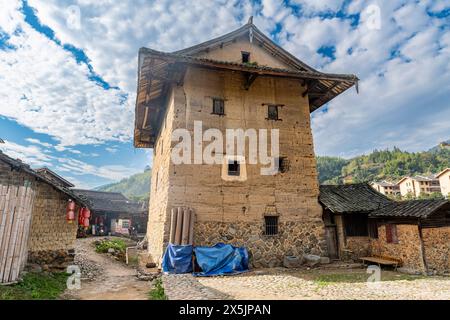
96 167 151 202
317 143 450 185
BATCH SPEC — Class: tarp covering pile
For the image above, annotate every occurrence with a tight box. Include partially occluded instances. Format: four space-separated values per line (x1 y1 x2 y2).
162 243 249 276
161 244 193 274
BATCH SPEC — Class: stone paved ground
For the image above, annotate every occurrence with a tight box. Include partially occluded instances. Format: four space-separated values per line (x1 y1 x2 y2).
162 267 450 300
62 237 151 300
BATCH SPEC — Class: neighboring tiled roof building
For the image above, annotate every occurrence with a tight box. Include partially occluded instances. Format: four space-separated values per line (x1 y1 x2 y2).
72 189 145 214
319 183 391 213
0 151 88 283
369 199 449 219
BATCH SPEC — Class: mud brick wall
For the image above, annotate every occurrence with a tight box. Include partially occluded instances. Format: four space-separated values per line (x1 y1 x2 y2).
370 224 426 273
27 182 79 269
0 162 37 187
146 62 326 266
422 227 449 275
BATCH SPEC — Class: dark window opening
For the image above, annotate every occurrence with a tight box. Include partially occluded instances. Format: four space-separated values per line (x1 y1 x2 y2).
368 220 379 239
385 224 398 244
212 98 225 115
267 104 279 120
343 215 369 236
241 51 250 63
264 216 278 235
228 160 240 176
277 157 289 173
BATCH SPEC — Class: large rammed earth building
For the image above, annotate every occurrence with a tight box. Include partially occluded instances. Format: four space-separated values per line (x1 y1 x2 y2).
134 19 358 267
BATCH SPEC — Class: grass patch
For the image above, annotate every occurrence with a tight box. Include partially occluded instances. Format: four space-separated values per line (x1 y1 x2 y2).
0 272 68 300
314 273 368 286
149 278 167 300
95 238 127 254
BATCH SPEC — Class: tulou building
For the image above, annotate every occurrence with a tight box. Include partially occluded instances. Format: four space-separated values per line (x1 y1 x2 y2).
134 18 358 267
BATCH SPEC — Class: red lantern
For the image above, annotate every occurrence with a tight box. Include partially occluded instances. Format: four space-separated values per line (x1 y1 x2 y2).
82 208 91 219
67 200 76 211
83 217 90 228
79 208 83 222
66 200 76 223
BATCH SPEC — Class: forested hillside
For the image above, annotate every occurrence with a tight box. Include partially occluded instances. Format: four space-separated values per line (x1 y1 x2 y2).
317 144 450 184
96 167 151 201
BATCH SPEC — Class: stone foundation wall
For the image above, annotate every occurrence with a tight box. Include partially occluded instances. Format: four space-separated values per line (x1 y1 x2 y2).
27 182 79 268
422 227 449 274
194 220 326 268
28 249 75 270
343 237 371 260
370 224 426 273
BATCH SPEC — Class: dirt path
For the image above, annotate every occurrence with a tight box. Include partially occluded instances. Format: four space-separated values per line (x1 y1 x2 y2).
63 237 150 300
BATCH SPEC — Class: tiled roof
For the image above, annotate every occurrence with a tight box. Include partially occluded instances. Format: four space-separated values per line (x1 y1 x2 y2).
72 189 146 214
369 199 449 218
0 151 87 206
319 183 392 213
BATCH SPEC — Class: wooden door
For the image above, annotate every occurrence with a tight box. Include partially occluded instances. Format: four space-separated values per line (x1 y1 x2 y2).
325 226 339 260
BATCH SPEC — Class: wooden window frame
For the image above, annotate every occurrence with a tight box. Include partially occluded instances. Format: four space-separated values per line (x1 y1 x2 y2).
212 98 225 116
385 224 399 244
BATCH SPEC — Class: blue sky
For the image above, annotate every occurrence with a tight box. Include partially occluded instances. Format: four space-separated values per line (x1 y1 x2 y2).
0 0 449 188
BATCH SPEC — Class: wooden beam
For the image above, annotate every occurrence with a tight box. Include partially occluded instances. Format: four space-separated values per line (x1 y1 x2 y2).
243 72 258 90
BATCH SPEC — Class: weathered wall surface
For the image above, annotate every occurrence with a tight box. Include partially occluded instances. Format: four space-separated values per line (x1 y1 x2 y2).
333 215 370 260
370 224 426 273
422 226 449 274
146 88 178 263
344 237 371 260
27 182 78 269
146 62 326 266
1 161 79 269
195 38 294 71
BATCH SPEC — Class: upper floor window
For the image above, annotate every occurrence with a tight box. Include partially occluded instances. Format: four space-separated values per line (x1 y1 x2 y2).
212 98 225 115
277 157 289 173
268 105 279 120
228 160 240 176
241 51 250 63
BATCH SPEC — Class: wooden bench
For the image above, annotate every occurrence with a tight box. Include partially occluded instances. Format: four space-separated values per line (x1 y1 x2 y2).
360 256 402 270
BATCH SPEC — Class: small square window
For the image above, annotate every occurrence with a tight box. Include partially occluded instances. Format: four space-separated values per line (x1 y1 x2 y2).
277 157 288 173
212 98 225 115
267 105 278 120
228 160 240 176
241 51 250 63
264 216 278 235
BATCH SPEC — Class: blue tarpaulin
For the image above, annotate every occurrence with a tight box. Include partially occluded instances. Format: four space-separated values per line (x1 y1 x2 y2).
193 243 249 277
161 244 193 274
161 243 249 276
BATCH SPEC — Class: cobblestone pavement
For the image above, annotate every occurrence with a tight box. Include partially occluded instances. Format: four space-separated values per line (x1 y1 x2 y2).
162 267 450 300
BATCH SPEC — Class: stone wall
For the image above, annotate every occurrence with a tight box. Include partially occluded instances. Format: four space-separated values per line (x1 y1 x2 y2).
344 237 371 260
422 227 449 275
195 220 326 267
145 58 326 265
370 224 426 273
27 182 79 269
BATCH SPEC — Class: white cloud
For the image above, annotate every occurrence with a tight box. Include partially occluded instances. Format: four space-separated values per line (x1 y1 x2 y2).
56 157 141 181
0 140 53 167
0 0 134 149
25 138 53 148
